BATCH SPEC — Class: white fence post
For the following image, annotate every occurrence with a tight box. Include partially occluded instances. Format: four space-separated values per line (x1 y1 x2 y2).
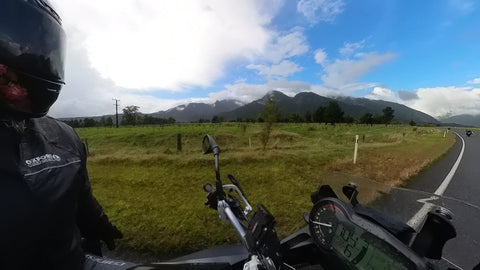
353 135 359 164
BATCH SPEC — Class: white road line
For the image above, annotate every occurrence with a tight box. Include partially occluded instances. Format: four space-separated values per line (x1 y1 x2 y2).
407 131 465 229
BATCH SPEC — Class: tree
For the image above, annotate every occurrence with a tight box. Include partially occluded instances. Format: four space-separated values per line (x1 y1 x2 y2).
324 101 344 125
83 118 97 127
343 115 355 124
382 106 395 125
304 111 312 123
313 106 326 123
211 115 224 123
105 117 114 127
360 113 374 126
260 97 281 150
290 113 303 123
122 105 140 126
167 117 176 124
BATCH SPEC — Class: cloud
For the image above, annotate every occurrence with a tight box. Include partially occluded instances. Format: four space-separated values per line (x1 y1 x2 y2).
321 52 397 90
246 28 309 79
209 80 312 103
397 90 419 101
52 0 282 90
365 87 398 102
48 30 183 118
362 86 480 118
403 86 480 117
314 49 328 66
297 0 345 24
339 40 366 57
48 0 292 117
247 60 303 78
264 28 309 64
467 78 480 84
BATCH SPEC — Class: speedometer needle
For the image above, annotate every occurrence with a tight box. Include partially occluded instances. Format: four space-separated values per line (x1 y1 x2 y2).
311 221 332 227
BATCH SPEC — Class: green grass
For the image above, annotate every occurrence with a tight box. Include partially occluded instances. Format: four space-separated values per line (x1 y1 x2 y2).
76 123 455 259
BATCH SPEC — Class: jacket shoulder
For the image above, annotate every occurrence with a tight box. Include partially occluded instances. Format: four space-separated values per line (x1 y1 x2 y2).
27 116 83 148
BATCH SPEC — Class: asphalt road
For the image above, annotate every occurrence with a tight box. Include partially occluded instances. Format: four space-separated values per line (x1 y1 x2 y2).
356 128 480 269
404 129 480 269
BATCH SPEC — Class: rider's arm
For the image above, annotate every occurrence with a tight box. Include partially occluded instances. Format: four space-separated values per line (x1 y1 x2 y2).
76 142 122 251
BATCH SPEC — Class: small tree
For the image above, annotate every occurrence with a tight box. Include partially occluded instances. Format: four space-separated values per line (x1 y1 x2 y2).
83 118 97 127
343 115 355 124
105 117 114 127
211 115 224 123
314 106 326 123
260 97 281 150
290 113 303 123
325 101 344 125
360 113 374 126
304 111 312 123
122 105 140 126
382 106 395 125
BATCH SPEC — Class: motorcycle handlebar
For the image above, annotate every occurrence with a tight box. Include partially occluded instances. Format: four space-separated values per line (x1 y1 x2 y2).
204 183 215 193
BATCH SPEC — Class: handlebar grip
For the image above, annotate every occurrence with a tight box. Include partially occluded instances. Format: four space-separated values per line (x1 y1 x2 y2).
204 183 215 193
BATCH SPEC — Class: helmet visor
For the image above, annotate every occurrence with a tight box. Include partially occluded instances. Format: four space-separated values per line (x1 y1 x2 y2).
0 63 60 118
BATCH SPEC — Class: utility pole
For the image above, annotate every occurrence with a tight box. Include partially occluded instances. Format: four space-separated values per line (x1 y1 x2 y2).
113 98 120 128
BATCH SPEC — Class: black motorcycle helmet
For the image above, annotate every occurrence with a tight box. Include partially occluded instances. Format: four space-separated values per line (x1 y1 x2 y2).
0 0 66 119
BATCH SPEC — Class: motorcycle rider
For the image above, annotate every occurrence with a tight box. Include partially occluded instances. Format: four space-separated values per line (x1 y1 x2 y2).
0 0 122 269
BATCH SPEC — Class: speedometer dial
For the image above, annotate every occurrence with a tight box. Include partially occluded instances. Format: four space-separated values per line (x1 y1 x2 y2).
309 199 347 249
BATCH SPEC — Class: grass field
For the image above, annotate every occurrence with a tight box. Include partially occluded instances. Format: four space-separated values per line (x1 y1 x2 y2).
76 123 455 260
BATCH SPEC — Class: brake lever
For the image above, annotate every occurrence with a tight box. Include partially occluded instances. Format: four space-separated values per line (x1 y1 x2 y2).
227 192 248 222
228 174 250 204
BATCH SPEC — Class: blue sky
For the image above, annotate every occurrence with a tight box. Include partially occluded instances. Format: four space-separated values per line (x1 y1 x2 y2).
49 0 480 118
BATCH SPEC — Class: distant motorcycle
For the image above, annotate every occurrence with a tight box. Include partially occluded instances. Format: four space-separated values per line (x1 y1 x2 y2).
466 130 472 137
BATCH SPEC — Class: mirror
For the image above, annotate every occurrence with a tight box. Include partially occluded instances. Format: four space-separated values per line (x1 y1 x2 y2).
202 135 220 155
202 135 212 154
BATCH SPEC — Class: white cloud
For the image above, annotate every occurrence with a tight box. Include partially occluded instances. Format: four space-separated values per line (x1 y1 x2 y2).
365 86 398 102
314 49 328 66
245 28 309 79
363 86 480 118
467 78 480 84
209 80 311 103
48 0 292 117
52 0 282 90
247 60 303 78
404 86 480 117
339 40 366 57
321 52 397 90
297 0 345 24
264 29 309 63
48 29 185 118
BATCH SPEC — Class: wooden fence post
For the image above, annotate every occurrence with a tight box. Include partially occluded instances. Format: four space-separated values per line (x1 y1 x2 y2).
353 135 359 164
177 134 182 152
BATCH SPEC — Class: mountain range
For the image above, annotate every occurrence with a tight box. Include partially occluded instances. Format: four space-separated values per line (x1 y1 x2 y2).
62 91 480 126
151 91 438 124
438 114 480 127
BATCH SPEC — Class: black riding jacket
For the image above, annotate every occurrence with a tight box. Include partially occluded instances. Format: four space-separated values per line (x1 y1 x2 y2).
0 116 108 270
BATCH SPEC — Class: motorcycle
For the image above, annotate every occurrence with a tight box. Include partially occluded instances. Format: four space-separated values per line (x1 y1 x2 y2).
465 130 472 137
94 135 480 270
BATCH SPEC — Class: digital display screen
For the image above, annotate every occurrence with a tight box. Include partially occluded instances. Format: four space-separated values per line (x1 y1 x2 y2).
331 223 412 269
